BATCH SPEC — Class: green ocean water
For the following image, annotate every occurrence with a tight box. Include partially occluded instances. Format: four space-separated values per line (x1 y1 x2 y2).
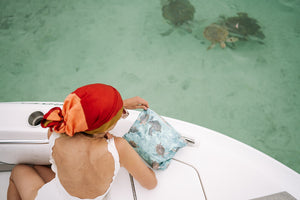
0 0 299 172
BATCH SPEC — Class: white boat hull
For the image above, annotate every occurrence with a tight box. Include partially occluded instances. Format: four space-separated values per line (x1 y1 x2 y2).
0 102 299 200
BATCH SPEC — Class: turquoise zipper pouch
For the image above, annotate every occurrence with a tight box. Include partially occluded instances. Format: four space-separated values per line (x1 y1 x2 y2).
123 109 186 170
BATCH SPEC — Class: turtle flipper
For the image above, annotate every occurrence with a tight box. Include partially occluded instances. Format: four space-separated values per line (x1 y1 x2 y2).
161 28 174 36
220 42 226 48
226 37 238 43
207 42 216 50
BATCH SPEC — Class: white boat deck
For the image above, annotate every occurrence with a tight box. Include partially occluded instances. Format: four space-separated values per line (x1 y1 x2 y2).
0 102 299 200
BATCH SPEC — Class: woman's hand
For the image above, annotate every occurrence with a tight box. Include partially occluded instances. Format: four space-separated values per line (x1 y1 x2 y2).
123 96 149 110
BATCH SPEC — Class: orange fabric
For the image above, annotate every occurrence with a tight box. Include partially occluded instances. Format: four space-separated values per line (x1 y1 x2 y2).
47 109 63 121
61 93 89 136
41 94 89 136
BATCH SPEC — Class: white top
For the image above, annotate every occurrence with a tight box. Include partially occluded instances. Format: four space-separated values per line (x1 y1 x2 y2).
46 132 120 200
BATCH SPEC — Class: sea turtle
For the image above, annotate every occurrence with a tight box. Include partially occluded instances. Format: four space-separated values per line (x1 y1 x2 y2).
161 0 195 36
139 113 149 124
129 126 139 133
152 161 160 170
218 12 265 42
129 141 138 148
203 24 238 50
148 120 161 135
156 144 165 156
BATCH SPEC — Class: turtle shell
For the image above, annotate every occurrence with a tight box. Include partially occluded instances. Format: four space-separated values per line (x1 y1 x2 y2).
219 12 265 39
203 24 228 42
162 0 195 26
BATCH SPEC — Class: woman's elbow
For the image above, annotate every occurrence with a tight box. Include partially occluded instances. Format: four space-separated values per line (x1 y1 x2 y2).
145 176 157 190
148 179 158 190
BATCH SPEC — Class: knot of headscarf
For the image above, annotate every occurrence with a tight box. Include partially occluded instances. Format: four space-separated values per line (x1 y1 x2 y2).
41 83 124 136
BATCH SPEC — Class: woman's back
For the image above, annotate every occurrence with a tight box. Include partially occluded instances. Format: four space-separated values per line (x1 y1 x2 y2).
52 133 118 199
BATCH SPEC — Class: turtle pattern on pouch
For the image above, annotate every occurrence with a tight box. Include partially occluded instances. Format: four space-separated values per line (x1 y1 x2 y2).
123 109 186 170
149 120 162 135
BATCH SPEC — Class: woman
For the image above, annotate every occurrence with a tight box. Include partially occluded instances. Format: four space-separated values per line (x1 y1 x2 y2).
8 83 157 200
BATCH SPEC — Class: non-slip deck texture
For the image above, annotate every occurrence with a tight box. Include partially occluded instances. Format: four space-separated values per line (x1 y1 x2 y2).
251 191 297 200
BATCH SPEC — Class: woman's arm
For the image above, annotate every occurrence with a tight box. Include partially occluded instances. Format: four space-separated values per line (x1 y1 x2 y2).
115 137 157 190
123 96 149 110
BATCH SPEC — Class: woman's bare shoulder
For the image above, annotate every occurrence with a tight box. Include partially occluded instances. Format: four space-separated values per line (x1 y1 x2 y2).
114 137 131 155
114 137 127 147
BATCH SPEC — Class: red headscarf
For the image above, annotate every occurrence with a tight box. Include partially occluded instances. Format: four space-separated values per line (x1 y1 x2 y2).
41 83 123 136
